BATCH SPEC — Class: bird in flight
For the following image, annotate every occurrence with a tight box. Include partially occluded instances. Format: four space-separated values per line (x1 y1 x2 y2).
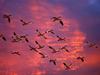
56 35 66 41
63 63 72 70
20 19 31 26
0 33 7 41
3 14 12 23
20 35 29 43
48 46 59 53
77 56 85 62
88 42 98 48
11 32 22 42
13 32 20 39
59 45 69 52
49 59 57 65
47 29 55 34
28 45 38 52
85 41 98 48
51 16 64 26
11 51 21 56
12 37 22 42
51 16 61 21
36 29 47 39
12 32 29 43
35 41 45 49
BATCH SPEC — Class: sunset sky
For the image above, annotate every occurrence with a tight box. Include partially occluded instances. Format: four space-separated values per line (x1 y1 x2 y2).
0 0 100 75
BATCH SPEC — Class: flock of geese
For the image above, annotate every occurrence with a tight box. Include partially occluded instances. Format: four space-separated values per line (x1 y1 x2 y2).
0 14 99 71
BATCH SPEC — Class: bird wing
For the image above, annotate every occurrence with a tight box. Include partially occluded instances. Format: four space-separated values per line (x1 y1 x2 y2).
48 46 54 50
59 20 64 26
13 32 18 37
8 17 11 23
25 38 29 42
39 53 45 58
42 35 47 39
2 37 7 41
35 41 39 44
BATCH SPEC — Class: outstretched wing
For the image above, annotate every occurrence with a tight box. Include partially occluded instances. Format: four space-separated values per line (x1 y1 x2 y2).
59 20 64 26
35 41 39 45
2 36 7 41
25 38 29 42
7 17 11 23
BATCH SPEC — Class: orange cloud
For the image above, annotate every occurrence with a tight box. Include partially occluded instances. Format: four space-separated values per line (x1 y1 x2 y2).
0 0 88 74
